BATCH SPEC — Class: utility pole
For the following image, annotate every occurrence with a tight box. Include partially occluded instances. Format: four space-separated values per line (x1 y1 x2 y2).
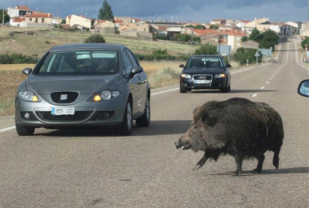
3 9 4 26
57 4 61 35
191 31 194 55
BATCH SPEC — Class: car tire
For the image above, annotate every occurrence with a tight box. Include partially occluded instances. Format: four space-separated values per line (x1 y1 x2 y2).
136 98 150 127
228 85 231 92
15 122 35 136
118 101 132 136
180 83 187 93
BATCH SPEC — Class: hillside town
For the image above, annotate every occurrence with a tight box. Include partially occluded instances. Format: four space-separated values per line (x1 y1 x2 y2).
3 5 309 54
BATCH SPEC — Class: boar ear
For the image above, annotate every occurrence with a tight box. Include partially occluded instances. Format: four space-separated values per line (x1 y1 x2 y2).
193 107 198 114
201 112 217 127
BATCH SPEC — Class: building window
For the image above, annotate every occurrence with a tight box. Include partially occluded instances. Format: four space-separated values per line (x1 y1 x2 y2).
42 18 44 23
30 18 32 21
35 18 38 23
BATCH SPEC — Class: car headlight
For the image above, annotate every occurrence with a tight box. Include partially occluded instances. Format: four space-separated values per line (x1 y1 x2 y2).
181 74 191 79
18 91 39 102
214 74 226 78
93 90 120 101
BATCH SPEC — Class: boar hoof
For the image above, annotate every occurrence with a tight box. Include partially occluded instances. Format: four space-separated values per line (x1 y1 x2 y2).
253 168 262 173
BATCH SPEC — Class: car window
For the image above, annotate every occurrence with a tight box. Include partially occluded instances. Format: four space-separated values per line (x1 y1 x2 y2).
123 50 133 75
126 49 140 67
35 51 118 75
187 57 223 68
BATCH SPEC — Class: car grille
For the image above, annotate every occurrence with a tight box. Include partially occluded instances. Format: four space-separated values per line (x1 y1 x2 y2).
192 74 213 86
50 92 79 104
35 111 93 122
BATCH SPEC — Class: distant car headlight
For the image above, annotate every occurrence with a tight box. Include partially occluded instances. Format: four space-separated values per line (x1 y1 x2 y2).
181 74 191 79
18 91 39 102
214 74 226 78
93 90 120 101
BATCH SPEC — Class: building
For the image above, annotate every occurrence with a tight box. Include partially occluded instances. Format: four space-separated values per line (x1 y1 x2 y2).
210 19 226 25
7 5 31 26
257 21 281 34
227 32 246 51
94 20 115 34
300 21 309 37
25 12 52 24
114 16 132 24
66 15 91 29
243 18 270 34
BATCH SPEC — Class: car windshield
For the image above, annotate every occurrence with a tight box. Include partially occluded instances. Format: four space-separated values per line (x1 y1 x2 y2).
187 57 223 68
36 50 119 75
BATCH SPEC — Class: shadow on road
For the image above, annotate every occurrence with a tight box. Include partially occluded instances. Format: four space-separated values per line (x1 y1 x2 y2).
210 167 309 176
35 120 192 137
190 89 277 94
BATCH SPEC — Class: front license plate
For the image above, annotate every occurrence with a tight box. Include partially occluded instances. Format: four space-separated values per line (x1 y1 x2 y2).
195 80 211 84
51 106 75 116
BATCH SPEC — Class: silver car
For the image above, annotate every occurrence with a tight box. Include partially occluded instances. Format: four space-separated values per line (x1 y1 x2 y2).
15 44 150 136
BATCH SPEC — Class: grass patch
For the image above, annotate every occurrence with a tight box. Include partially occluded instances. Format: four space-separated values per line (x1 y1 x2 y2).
148 67 182 89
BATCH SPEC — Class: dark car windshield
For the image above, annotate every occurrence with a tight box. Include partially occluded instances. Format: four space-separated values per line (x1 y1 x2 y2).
36 50 119 75
187 57 223 68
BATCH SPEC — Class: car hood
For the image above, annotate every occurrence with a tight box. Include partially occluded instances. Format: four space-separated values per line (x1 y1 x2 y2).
183 68 225 75
26 75 120 94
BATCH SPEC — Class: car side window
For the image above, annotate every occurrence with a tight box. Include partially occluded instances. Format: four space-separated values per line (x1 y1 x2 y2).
122 50 133 76
126 49 140 67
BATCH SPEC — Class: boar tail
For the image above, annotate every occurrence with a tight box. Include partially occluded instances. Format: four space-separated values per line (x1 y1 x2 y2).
273 151 280 169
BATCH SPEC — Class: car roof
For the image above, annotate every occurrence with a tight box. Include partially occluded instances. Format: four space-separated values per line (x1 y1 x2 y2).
191 55 222 58
49 43 126 52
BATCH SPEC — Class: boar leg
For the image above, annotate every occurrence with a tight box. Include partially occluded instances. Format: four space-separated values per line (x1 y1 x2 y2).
193 152 209 171
253 154 265 173
234 155 244 176
273 151 280 169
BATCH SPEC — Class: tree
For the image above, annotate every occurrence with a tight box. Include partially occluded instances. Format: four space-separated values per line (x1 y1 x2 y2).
60 19 66 24
85 34 106 43
98 0 114 22
194 25 206 29
0 10 10 24
259 30 279 50
209 25 219 29
234 47 262 65
241 36 248 42
249 28 262 42
301 37 309 50
195 43 217 55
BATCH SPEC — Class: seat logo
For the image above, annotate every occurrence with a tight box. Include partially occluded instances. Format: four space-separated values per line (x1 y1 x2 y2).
60 94 68 100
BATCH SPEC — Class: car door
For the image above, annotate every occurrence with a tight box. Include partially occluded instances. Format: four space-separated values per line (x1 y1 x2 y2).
122 49 141 118
126 49 147 114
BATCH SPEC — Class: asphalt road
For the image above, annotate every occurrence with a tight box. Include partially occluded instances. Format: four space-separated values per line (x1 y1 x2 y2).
0 36 308 208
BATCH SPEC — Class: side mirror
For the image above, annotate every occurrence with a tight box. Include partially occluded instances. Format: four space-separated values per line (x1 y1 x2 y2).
226 64 231 68
179 64 185 68
298 80 309 97
131 66 143 75
22 68 32 76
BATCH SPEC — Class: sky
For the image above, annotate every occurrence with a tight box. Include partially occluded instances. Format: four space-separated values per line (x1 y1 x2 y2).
1 0 309 23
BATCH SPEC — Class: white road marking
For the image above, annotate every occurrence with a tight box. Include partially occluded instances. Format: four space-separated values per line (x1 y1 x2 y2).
293 38 309 71
0 126 15 133
261 87 265 89
266 81 269 84
151 88 179 96
270 78 272 80
252 94 258 97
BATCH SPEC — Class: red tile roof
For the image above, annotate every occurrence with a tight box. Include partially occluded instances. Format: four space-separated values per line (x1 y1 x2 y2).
16 5 30 11
114 20 123 24
191 29 220 36
26 13 52 18
158 26 168 31
13 18 25 23
132 18 141 21
239 20 250 23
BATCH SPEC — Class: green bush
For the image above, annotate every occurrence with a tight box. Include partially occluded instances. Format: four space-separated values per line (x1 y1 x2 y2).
194 43 217 55
241 36 248 42
301 37 309 49
233 47 262 65
84 34 106 43
154 34 169 40
0 53 38 64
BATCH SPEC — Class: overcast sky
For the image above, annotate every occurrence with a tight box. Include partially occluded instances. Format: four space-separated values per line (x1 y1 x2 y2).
1 0 309 23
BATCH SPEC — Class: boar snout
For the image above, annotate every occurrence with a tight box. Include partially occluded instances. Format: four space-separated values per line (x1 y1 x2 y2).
175 135 192 150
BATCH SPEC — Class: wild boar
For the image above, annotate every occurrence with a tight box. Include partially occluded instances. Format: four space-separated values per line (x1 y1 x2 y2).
175 98 284 176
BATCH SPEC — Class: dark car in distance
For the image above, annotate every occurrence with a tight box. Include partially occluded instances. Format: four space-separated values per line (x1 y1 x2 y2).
179 55 231 93
15 44 150 136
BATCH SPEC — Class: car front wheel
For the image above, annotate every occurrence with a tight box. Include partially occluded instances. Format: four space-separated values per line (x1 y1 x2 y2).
118 101 132 136
15 122 35 136
136 98 150 127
